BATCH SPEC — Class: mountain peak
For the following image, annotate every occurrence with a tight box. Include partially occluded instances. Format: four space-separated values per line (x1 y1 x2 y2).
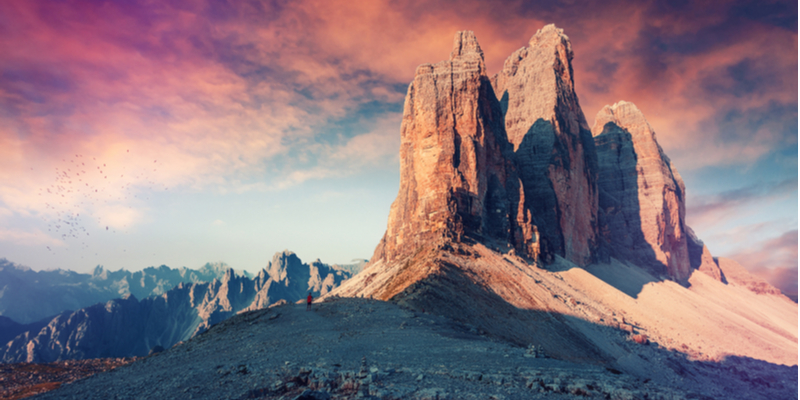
529 24 569 45
592 101 691 280
450 30 483 60
593 101 654 140
491 24 598 265
373 28 530 264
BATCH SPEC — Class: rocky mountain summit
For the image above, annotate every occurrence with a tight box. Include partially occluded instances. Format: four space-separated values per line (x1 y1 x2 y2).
592 101 693 281
492 25 599 266
329 26 795 396
338 25 789 296
9 26 796 399
374 26 601 268
1 251 355 363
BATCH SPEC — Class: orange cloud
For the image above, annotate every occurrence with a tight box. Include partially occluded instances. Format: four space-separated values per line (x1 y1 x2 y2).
0 0 795 268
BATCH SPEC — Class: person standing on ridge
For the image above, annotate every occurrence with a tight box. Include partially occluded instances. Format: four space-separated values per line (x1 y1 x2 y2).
306 293 313 311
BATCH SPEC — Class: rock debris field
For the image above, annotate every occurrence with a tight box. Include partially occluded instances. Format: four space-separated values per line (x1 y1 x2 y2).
32 297 797 400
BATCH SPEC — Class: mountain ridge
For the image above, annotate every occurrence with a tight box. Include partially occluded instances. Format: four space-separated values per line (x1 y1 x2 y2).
1 251 360 363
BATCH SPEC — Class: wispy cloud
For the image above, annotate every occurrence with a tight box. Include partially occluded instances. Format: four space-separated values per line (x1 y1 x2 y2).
0 0 795 270
0 228 64 247
686 179 797 228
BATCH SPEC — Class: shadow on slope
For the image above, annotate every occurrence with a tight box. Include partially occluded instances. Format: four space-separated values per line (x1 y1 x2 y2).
593 123 661 296
581 259 661 299
387 262 797 399
392 257 608 364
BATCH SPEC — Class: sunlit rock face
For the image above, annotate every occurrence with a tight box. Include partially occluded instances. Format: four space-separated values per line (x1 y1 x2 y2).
330 28 796 377
491 24 600 266
592 101 691 281
376 31 537 264
378 27 603 268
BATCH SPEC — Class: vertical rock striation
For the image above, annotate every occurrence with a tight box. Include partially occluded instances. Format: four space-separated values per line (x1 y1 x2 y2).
356 27 775 298
376 31 536 263
592 101 690 281
491 24 599 266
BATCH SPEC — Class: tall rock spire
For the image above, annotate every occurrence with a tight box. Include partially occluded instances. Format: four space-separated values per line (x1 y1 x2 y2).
592 101 691 281
374 31 535 264
491 24 599 266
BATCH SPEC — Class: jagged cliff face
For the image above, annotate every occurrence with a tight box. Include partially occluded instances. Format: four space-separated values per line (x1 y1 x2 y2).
377 26 601 267
378 27 603 266
248 251 350 311
592 101 691 280
357 28 787 298
378 31 536 263
491 25 599 266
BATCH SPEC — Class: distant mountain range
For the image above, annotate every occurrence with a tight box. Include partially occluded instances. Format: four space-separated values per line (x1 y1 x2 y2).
0 258 252 325
0 252 364 363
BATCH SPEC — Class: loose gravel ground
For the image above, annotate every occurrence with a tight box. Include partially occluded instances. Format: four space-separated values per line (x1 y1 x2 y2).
30 297 797 400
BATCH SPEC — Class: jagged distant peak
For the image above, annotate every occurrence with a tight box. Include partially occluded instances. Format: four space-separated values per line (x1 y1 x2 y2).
199 261 230 272
271 249 301 262
0 258 32 272
198 261 251 278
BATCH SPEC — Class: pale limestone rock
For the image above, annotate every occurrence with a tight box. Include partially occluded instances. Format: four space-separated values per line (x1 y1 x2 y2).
376 31 535 264
491 24 599 266
592 101 690 281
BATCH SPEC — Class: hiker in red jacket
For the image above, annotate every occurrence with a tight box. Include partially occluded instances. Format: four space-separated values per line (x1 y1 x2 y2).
306 293 313 311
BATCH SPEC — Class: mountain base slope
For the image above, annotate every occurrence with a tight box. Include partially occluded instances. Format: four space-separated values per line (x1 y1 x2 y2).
30 298 797 400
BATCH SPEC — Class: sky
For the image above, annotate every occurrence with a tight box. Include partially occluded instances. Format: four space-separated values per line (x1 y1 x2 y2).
0 0 796 297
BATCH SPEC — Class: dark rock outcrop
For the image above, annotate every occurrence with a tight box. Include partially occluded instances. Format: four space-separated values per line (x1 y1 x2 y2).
686 226 725 282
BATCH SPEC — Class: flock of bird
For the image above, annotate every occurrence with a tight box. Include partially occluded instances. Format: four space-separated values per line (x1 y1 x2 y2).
37 151 167 256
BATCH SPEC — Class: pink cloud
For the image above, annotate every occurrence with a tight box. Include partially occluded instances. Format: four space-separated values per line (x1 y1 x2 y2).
729 230 798 301
686 179 797 229
0 0 795 260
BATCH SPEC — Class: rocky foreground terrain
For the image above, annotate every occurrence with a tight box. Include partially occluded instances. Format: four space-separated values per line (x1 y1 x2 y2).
0 358 135 399
27 298 797 400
